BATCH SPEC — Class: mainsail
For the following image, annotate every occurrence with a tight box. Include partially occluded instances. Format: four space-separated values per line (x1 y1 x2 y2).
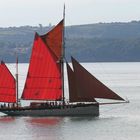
21 33 62 100
0 61 16 103
67 57 124 102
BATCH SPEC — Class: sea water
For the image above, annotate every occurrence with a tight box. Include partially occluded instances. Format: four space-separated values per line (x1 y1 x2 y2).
0 62 140 140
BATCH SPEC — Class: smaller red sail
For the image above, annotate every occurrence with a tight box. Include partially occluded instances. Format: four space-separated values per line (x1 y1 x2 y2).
71 57 124 101
40 20 63 60
21 33 62 100
0 61 16 103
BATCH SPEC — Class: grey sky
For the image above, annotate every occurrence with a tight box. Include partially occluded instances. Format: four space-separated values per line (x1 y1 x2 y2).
0 0 140 27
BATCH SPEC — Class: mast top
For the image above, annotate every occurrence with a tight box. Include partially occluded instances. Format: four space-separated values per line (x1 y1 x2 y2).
63 4 65 20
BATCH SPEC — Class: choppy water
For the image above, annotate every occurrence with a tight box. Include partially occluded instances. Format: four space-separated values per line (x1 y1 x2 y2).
0 62 140 140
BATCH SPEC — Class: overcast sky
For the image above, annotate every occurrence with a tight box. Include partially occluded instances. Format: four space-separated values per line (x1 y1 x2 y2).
0 0 140 27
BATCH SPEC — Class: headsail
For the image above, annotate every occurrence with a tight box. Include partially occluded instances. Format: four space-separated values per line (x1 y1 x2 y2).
21 33 62 100
0 61 16 103
67 57 124 102
66 62 78 102
67 62 97 102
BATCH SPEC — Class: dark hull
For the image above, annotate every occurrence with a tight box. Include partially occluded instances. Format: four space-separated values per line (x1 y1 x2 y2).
0 104 99 117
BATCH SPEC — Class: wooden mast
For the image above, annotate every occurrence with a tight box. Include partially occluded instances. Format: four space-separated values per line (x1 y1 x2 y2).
16 55 19 107
62 4 65 106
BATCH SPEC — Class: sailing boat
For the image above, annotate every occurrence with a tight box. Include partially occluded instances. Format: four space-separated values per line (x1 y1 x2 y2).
0 13 128 116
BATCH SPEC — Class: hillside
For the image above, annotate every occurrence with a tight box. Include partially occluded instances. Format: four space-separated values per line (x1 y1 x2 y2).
0 21 140 62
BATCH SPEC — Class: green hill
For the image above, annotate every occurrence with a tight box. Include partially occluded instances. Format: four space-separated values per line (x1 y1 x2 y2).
0 21 140 62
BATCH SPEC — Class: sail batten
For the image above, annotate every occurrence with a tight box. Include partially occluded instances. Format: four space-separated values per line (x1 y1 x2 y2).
0 61 16 103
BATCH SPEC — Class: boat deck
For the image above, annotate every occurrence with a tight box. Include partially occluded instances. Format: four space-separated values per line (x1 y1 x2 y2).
0 102 99 111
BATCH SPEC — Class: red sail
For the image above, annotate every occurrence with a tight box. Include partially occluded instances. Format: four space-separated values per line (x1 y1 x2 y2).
0 61 16 103
21 33 62 100
40 20 63 59
71 57 124 101
67 62 97 102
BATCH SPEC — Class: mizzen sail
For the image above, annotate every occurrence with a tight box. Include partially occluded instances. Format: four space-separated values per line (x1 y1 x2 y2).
0 61 16 103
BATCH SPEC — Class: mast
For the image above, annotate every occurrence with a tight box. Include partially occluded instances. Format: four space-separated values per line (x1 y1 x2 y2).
62 4 65 106
16 55 19 106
